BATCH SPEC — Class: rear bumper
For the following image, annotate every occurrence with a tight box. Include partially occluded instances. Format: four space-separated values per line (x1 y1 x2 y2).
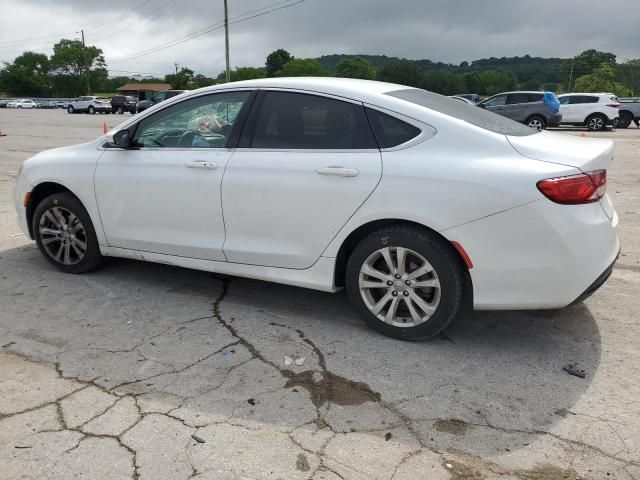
548 114 563 127
569 252 618 306
443 198 619 310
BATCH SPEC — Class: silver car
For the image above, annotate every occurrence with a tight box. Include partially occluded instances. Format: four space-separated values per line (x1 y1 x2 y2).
67 96 112 114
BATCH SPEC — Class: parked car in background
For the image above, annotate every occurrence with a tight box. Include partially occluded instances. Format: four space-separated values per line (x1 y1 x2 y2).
136 90 186 113
449 95 476 105
557 93 619 131
0 100 7 108
67 96 112 114
9 99 38 109
110 95 137 114
14 78 619 341
617 98 640 129
477 91 562 130
454 93 480 103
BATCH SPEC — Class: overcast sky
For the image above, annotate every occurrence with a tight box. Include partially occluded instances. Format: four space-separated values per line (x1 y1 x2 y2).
1 0 639 77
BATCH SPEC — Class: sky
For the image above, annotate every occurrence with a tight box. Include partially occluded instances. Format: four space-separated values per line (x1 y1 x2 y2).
1 0 639 78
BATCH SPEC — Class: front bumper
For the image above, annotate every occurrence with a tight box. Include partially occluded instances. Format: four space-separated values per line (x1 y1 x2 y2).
13 171 32 238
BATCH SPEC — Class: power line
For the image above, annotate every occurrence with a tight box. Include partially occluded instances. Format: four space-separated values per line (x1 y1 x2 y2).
88 0 156 37
106 0 309 64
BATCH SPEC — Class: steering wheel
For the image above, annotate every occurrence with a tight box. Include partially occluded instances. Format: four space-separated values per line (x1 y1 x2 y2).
178 130 207 148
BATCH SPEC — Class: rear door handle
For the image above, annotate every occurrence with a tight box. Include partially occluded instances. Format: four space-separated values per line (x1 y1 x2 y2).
185 160 218 170
315 167 359 177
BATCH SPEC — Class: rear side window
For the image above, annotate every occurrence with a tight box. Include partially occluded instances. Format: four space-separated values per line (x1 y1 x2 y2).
507 93 531 105
365 108 421 148
251 91 376 149
387 88 539 136
570 96 599 104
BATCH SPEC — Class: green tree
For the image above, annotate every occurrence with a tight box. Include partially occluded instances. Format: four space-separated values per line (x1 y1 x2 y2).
192 74 216 89
335 57 376 80
573 65 632 96
217 66 266 83
0 51 50 96
165 67 194 89
616 59 640 96
276 58 328 77
377 59 424 87
265 49 293 77
464 69 517 95
50 39 107 96
563 49 617 89
421 70 465 95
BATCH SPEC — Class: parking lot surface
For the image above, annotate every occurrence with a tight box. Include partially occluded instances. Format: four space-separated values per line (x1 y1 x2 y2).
1 109 639 479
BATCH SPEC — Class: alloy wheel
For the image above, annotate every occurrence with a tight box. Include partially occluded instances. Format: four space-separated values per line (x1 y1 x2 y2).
528 118 544 130
38 207 87 265
358 246 441 328
589 117 605 131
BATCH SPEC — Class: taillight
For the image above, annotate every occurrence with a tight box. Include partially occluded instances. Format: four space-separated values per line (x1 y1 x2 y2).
606 104 620 108
537 169 606 205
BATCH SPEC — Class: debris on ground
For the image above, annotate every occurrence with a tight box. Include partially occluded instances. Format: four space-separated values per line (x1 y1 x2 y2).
295 357 306 366
385 432 392 441
2 341 16 348
247 398 255 405
284 356 306 366
284 356 293 366
563 363 586 379
296 453 311 472
191 434 205 444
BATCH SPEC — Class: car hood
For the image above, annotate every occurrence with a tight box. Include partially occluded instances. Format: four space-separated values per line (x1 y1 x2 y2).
507 131 614 172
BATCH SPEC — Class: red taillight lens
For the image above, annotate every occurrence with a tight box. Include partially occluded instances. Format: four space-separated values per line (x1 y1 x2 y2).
537 169 606 205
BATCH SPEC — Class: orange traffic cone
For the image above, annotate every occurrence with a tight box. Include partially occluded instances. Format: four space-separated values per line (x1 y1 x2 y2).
103 122 108 134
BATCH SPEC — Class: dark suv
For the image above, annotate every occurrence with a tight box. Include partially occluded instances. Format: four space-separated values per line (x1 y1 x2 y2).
110 95 137 114
136 90 186 113
477 91 562 130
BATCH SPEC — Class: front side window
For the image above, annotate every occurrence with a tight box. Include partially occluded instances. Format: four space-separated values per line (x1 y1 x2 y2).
250 91 376 149
133 91 251 149
559 96 570 105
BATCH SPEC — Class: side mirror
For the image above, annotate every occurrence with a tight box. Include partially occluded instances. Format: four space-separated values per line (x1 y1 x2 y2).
477 103 487 109
105 129 132 149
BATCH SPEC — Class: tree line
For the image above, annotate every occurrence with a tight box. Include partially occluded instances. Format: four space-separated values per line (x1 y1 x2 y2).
1 39 639 98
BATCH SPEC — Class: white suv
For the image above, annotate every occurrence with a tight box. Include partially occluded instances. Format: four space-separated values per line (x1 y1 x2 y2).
67 96 112 114
557 93 620 131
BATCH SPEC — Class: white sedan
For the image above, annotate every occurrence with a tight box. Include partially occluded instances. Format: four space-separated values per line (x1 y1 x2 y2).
13 78 619 340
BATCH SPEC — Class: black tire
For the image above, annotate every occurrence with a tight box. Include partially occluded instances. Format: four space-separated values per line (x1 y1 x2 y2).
67 106 74 114
345 225 465 341
586 114 607 131
32 192 102 274
618 111 633 129
117 106 124 114
526 115 546 130
88 106 95 114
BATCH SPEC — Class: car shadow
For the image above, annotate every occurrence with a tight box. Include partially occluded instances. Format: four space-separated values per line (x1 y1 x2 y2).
0 246 601 457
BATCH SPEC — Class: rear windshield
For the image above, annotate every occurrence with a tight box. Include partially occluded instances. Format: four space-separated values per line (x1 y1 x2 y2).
386 88 539 137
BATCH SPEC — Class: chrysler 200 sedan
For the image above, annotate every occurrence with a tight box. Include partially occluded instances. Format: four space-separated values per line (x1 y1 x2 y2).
13 78 619 340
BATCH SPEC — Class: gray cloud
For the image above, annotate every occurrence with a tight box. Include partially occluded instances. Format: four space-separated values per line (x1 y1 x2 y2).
2 0 639 76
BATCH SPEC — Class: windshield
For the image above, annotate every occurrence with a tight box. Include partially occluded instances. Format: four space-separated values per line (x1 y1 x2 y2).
386 89 539 137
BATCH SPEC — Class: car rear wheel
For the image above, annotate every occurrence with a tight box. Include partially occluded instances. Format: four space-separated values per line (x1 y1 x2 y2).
88 106 95 114
67 106 74 113
32 193 102 274
618 112 633 129
345 226 465 341
117 106 124 114
527 115 546 130
587 114 607 131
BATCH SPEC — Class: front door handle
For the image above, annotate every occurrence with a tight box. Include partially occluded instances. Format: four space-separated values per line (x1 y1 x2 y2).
315 167 359 177
185 160 218 170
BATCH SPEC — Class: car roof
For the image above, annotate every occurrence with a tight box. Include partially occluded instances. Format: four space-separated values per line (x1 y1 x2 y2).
194 77 412 104
558 92 610 96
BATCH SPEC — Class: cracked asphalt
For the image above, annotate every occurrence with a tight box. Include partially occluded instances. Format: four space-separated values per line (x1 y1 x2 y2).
1 109 639 479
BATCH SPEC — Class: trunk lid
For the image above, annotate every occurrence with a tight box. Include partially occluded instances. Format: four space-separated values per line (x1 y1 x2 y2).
508 131 615 219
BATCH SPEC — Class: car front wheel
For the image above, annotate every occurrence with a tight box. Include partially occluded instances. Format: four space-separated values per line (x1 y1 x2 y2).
587 114 607 131
32 192 102 274
346 226 465 340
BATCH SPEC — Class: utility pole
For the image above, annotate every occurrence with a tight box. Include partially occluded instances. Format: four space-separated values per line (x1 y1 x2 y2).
174 62 179 75
81 29 91 95
568 57 575 93
224 0 230 83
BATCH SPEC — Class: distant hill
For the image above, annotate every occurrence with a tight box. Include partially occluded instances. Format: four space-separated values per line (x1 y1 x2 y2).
316 53 568 87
